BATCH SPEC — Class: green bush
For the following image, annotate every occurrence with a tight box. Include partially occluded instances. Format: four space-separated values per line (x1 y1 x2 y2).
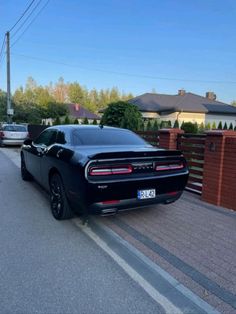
64 115 70 124
53 116 61 125
181 122 198 134
218 121 222 129
73 118 79 124
223 122 228 130
212 121 216 129
101 101 142 131
173 119 179 128
83 117 89 125
92 119 97 125
229 122 233 130
146 120 152 131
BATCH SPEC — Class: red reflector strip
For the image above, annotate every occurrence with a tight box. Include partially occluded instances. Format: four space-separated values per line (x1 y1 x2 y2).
89 165 132 176
167 191 178 196
102 200 120 204
155 163 184 171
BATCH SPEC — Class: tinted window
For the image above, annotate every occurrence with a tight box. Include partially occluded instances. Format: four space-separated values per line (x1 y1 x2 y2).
3 125 27 132
56 129 71 144
72 128 147 146
34 129 57 146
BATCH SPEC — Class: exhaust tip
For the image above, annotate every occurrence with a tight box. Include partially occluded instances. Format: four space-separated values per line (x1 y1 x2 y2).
101 208 117 216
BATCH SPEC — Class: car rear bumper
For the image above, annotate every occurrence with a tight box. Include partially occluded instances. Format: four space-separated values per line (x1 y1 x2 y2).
89 190 183 214
1 139 25 146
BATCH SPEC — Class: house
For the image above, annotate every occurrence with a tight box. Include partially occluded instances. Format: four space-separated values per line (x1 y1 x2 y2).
68 103 100 124
128 90 236 128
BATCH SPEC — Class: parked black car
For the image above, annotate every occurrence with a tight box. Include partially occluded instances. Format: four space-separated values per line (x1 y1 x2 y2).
21 125 189 220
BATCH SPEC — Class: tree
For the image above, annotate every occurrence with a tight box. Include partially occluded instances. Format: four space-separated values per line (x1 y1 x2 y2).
205 122 211 130
173 119 179 128
167 120 172 127
74 118 79 124
146 120 152 131
53 77 68 103
181 122 198 134
218 121 222 129
68 82 84 104
212 121 216 129
0 90 7 122
229 122 233 130
223 122 228 130
53 116 61 125
120 107 140 131
234 125 236 131
64 115 70 124
199 122 205 133
153 120 159 130
83 117 89 125
92 119 97 125
101 101 142 130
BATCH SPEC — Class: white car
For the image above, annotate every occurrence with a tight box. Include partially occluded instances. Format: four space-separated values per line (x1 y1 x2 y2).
0 124 29 146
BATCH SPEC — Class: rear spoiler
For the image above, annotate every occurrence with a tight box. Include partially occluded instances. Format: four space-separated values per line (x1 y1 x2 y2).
88 150 183 160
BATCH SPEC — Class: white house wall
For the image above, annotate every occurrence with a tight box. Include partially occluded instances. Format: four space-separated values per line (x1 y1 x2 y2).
141 112 160 119
205 114 236 128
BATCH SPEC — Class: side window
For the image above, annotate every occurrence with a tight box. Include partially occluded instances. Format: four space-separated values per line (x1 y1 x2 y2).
56 129 71 145
34 129 57 146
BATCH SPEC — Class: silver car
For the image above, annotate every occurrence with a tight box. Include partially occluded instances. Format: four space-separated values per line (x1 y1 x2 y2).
0 124 29 146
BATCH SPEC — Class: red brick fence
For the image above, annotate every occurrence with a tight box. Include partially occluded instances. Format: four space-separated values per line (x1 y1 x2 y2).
138 128 236 212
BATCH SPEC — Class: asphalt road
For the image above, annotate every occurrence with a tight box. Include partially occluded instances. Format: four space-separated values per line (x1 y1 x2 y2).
0 150 164 314
0 148 219 314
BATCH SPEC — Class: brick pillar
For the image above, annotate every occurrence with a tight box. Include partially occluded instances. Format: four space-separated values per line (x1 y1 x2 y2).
201 130 236 206
159 128 184 150
221 137 236 210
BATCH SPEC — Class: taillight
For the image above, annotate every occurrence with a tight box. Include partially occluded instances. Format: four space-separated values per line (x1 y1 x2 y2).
155 162 184 171
89 165 133 176
0 131 5 138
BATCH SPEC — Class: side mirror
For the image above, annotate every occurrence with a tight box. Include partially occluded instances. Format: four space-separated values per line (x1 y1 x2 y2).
23 139 32 146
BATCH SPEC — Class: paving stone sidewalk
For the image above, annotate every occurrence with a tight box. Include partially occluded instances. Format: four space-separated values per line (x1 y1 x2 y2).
98 192 236 313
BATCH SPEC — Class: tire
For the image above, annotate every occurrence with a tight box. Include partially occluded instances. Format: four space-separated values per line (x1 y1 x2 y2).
21 154 32 181
49 173 74 220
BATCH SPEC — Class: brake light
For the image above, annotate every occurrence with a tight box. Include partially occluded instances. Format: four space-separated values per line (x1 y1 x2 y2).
155 162 184 171
0 131 5 138
89 165 132 176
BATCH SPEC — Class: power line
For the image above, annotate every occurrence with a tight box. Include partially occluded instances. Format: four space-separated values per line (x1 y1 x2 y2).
11 0 50 48
9 0 36 32
11 0 43 39
11 52 236 85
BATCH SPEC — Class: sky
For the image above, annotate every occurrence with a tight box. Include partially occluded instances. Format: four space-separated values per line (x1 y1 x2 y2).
0 0 236 103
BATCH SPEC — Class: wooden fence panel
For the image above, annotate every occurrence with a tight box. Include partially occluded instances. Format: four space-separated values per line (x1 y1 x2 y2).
136 131 159 147
178 134 206 194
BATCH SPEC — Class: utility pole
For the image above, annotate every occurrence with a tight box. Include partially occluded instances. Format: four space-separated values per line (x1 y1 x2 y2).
6 31 13 123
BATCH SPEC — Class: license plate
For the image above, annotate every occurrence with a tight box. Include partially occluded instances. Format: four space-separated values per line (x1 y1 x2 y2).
137 189 156 200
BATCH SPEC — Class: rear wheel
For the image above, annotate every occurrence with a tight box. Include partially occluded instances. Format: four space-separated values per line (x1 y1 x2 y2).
49 173 74 220
21 154 32 181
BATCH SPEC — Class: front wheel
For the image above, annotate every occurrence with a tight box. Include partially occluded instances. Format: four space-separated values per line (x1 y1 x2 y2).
49 173 74 220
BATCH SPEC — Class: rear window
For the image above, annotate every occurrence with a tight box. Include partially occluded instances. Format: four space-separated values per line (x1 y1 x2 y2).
3 125 27 132
72 128 147 146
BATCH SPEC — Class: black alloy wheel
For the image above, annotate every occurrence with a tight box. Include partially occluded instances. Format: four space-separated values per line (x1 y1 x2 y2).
21 154 32 181
49 173 73 220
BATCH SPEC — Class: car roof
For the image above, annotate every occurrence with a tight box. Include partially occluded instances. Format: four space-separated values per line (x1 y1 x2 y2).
48 124 131 132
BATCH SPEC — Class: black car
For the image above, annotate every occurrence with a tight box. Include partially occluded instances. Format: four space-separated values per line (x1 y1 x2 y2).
21 125 189 220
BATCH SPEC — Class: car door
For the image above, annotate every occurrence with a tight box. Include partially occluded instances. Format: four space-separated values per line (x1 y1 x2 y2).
27 129 57 183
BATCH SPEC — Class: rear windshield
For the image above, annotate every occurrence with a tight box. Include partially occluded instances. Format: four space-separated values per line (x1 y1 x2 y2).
3 125 27 132
71 128 147 146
